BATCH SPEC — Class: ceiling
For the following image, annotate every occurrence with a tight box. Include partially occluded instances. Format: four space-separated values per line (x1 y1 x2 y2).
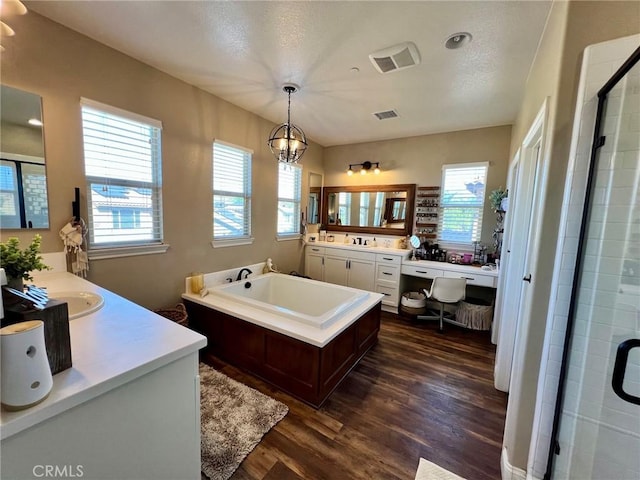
26 1 552 147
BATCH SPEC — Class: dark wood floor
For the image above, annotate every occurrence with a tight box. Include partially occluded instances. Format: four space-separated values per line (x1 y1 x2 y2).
204 311 508 480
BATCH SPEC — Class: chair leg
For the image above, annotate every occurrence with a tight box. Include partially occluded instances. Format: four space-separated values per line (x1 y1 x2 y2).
438 303 444 333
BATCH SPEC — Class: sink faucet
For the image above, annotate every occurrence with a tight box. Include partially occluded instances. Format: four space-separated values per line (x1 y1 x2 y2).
236 268 252 281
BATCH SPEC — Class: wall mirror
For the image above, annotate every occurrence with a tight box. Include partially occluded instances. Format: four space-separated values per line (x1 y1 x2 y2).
322 184 416 236
0 85 49 229
308 172 323 224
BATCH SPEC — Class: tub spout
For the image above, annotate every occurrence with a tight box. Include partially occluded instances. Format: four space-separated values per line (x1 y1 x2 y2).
236 268 253 281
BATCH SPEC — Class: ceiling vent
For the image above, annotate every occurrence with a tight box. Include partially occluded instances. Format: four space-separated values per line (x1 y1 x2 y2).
369 42 421 74
373 110 398 120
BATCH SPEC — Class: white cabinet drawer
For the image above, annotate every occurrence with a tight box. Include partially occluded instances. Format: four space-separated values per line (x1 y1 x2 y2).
376 264 400 283
306 246 325 255
376 253 402 265
443 270 496 288
401 265 444 279
375 284 398 305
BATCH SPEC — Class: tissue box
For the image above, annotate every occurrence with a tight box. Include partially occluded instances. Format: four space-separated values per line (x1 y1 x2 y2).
2 299 72 374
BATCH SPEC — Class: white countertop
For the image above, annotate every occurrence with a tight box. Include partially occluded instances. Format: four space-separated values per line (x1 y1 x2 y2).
305 241 409 256
1 272 207 440
402 259 499 277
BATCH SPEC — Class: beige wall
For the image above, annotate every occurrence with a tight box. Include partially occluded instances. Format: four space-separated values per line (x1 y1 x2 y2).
0 12 323 309
324 125 512 247
504 0 640 471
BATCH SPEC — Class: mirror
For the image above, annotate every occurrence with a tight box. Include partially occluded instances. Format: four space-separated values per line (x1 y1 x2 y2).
308 172 322 224
322 184 416 236
0 85 49 229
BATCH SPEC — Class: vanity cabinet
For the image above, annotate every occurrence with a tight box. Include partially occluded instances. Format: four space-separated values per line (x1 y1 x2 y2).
305 245 405 313
305 246 325 281
324 249 376 291
375 253 403 311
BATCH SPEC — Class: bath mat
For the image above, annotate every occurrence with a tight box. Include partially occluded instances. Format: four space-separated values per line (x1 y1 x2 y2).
199 363 288 480
414 458 466 480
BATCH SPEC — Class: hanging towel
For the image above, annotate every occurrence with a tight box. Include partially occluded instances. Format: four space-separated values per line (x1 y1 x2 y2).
59 218 89 278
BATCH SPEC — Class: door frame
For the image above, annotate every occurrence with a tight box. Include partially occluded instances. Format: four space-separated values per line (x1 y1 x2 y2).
494 98 550 392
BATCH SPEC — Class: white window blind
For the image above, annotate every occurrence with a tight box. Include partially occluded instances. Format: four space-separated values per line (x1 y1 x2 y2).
359 192 370 226
277 163 302 236
439 162 488 244
213 140 252 240
338 192 351 225
81 99 163 249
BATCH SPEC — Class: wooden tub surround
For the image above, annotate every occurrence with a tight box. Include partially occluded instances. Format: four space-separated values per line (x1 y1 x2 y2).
185 300 381 408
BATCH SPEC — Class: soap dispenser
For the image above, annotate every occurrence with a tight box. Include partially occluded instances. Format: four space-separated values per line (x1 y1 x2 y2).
344 234 349 244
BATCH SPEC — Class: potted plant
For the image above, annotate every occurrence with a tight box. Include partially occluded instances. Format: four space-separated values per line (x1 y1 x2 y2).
489 188 508 213
0 234 50 290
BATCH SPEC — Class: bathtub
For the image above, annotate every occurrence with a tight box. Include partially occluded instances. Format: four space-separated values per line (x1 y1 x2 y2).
211 273 369 329
182 271 383 407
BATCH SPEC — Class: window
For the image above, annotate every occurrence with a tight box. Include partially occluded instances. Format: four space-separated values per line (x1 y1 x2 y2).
213 140 252 243
81 99 164 253
277 162 302 237
359 192 370 226
338 192 351 225
439 162 488 244
0 159 49 229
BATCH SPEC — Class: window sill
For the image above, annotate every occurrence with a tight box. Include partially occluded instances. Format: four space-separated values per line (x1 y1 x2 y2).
211 237 255 248
276 234 301 242
88 243 170 260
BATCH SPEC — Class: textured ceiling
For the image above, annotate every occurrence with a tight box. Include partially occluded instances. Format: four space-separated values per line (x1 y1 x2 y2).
26 1 552 147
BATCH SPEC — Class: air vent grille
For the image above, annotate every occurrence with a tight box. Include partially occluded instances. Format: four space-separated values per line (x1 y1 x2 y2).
373 110 398 120
369 42 420 74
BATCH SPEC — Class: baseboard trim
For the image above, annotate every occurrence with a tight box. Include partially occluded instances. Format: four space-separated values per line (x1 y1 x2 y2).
501 447 527 480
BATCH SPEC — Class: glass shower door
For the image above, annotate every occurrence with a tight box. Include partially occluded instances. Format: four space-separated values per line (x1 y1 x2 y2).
549 49 640 479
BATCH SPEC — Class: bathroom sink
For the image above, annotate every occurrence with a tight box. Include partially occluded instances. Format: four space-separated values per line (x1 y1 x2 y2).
48 291 105 319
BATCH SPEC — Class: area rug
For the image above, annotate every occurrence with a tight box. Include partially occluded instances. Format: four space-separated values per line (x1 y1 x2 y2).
414 458 466 480
199 363 288 480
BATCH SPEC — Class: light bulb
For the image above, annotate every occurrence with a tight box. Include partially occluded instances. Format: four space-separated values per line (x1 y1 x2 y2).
347 168 353 176
360 167 366 175
374 166 380 174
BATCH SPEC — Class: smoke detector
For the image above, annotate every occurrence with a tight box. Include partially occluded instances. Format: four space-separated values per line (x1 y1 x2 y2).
369 42 421 74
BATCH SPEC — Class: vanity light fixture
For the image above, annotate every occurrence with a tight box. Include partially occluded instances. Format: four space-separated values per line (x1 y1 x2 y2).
267 83 308 164
0 0 28 51
347 161 380 176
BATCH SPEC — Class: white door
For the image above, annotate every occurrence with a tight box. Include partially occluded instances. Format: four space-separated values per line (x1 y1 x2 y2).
324 255 348 286
305 253 324 281
494 100 547 392
347 258 376 291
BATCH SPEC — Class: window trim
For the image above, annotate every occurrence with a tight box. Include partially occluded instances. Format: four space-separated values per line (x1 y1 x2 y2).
80 98 167 258
439 161 489 245
212 139 253 245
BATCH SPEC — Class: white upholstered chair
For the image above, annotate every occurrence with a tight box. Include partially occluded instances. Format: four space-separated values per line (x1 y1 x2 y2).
418 277 467 332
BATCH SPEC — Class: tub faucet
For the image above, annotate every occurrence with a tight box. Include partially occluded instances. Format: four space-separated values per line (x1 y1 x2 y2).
236 268 252 281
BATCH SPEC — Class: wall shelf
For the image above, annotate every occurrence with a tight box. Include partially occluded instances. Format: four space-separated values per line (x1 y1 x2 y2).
413 186 440 240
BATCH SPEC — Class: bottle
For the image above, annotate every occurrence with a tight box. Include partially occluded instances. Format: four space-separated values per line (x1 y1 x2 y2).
371 237 378 247
344 234 349 244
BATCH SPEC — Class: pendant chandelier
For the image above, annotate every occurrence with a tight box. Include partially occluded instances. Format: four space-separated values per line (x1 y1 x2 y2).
268 84 308 164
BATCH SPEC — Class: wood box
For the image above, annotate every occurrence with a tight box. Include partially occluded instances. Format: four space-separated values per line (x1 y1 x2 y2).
2 299 72 374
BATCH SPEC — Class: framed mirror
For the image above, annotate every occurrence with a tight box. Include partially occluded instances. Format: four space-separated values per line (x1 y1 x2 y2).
321 184 415 236
0 85 49 229
308 172 322 224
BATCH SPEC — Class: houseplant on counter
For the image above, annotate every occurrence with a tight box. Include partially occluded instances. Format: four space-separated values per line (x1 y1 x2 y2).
0 234 50 290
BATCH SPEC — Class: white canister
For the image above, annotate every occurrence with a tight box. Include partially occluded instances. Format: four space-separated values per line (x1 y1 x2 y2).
1 320 53 410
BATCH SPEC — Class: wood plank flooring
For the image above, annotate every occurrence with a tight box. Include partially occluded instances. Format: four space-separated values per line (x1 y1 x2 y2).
202 311 508 480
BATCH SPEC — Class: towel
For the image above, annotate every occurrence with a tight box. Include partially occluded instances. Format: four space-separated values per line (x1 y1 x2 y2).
59 218 89 278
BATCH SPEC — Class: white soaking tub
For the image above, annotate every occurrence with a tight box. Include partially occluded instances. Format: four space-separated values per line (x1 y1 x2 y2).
212 273 369 329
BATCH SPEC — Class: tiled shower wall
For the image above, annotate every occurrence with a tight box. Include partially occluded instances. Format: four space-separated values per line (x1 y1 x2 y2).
528 34 640 479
